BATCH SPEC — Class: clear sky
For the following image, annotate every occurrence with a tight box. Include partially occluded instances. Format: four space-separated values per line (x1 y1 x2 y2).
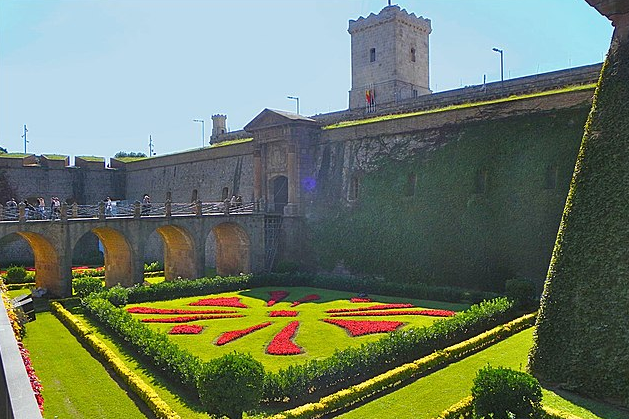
0 0 614 160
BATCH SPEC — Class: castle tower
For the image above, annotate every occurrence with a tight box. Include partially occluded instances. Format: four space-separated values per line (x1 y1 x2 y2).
348 5 432 110
210 114 227 143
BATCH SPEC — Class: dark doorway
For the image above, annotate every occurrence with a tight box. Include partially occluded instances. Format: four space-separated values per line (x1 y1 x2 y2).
272 176 288 213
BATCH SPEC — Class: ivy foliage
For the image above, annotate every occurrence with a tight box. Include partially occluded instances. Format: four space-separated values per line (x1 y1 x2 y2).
311 108 588 291
530 37 629 406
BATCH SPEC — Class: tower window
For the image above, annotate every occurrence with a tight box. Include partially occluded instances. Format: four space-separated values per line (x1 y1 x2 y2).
370 48 376 62
221 187 229 200
411 47 416 62
412 89 418 98
191 189 198 202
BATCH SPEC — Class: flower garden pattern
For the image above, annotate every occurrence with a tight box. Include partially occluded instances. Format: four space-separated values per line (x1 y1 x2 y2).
168 324 204 334
322 319 404 336
266 321 303 355
216 322 272 346
126 290 458 357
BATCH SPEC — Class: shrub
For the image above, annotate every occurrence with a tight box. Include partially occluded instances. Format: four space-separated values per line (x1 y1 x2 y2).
73 276 104 297
107 284 129 307
144 261 163 272
505 278 537 309
5 266 28 284
197 352 265 419
471 365 542 419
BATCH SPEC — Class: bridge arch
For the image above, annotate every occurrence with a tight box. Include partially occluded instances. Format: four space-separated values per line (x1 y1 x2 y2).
82 227 136 288
155 225 198 281
1 232 69 296
210 222 251 276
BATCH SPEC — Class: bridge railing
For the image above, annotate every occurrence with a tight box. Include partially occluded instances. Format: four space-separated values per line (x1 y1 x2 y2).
0 200 259 223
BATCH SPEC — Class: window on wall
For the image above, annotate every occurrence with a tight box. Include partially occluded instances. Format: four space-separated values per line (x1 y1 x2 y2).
221 187 229 201
191 189 198 202
411 47 416 62
412 89 418 98
166 191 172 202
370 48 376 62
349 175 360 201
545 164 558 189
404 173 417 197
475 169 488 194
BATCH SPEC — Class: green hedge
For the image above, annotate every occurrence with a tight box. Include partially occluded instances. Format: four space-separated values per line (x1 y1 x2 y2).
81 276 515 408
530 36 629 406
310 108 589 292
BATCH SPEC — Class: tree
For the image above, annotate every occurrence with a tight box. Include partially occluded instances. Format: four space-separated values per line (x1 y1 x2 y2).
114 151 146 158
0 146 7 154
197 352 265 419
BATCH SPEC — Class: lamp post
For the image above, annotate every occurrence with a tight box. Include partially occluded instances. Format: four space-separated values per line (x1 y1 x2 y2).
193 119 205 147
492 48 504 82
287 96 300 115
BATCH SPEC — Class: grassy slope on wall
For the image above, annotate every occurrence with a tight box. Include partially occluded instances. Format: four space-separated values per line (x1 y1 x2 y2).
310 108 588 291
530 36 629 405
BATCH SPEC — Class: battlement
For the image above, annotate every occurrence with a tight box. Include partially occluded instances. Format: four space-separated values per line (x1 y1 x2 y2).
349 5 431 35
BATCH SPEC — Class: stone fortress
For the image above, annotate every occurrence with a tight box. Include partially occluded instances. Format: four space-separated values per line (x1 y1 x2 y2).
0 4 602 287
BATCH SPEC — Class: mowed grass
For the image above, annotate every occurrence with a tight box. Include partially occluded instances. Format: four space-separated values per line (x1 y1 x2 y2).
22 312 148 419
336 328 629 419
119 286 468 372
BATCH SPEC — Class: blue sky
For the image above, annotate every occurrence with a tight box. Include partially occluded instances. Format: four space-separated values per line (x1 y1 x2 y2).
0 0 614 160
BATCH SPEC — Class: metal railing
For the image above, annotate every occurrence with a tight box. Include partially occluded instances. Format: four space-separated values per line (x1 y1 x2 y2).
0 200 260 223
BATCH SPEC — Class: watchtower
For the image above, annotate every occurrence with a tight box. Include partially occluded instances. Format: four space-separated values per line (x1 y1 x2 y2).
210 114 227 144
348 5 432 110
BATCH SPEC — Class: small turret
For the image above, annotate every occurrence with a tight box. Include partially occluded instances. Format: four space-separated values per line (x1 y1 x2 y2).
210 114 227 144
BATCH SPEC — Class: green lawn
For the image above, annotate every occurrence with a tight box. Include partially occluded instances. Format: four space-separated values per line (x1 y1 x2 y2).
22 312 148 419
335 328 629 419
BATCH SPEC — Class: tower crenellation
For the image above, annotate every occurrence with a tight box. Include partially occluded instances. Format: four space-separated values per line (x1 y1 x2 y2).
348 5 432 111
210 114 228 143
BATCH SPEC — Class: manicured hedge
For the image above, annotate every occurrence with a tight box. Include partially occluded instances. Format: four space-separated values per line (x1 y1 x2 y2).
530 34 629 406
81 276 516 409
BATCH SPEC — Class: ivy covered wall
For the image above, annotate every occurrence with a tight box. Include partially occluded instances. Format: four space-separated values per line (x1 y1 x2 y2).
529 32 629 406
308 108 589 291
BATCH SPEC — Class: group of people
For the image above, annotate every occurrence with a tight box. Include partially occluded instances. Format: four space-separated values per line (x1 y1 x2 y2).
3 196 60 220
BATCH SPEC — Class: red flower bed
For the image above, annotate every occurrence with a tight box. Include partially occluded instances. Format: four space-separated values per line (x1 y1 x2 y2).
350 297 372 303
266 321 303 355
326 303 414 313
18 342 44 413
268 310 298 317
330 309 456 317
267 290 290 307
127 307 238 315
216 322 272 346
168 324 203 334
290 294 321 307
142 314 245 323
323 318 404 336
189 297 247 308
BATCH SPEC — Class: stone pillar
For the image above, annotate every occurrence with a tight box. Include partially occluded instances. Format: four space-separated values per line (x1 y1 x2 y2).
0 204 4 221
284 143 299 215
253 147 262 202
60 203 68 221
165 200 172 217
98 201 105 220
134 201 141 218
195 200 202 216
72 203 78 218
18 203 25 222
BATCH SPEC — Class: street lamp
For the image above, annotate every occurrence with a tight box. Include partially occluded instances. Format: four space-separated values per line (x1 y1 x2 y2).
193 119 205 147
492 48 504 82
287 96 300 115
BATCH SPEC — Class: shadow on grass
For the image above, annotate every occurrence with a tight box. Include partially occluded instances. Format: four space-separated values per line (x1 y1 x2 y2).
544 385 629 419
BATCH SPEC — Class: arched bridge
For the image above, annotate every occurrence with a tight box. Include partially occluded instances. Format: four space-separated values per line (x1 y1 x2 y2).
0 201 282 297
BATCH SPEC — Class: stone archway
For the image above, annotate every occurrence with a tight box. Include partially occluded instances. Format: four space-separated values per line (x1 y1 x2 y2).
211 222 251 276
10 232 68 297
90 227 135 288
155 225 198 281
